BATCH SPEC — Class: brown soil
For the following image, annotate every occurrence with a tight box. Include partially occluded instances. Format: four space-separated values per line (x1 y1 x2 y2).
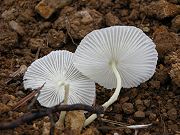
0 0 180 135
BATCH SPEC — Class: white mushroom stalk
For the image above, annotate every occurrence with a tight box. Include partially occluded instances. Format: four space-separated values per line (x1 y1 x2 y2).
74 26 158 126
23 50 96 108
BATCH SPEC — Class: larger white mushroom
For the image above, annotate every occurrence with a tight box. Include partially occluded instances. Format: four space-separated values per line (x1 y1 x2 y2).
23 50 96 108
73 26 158 126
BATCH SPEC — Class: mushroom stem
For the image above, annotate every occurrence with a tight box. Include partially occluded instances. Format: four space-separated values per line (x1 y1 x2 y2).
59 84 69 123
84 61 122 127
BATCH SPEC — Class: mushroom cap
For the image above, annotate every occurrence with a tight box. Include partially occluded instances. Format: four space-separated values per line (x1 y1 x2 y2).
23 50 96 107
74 26 158 89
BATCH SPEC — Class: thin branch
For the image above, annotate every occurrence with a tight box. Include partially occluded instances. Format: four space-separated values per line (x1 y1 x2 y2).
0 104 104 130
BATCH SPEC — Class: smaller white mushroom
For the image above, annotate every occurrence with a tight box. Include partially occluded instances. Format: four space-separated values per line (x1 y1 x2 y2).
23 50 96 108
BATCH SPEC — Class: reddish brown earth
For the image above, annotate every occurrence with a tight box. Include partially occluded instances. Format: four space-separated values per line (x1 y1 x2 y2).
0 0 180 135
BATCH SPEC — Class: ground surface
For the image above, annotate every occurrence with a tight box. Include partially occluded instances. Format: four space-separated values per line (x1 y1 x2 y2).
0 0 180 135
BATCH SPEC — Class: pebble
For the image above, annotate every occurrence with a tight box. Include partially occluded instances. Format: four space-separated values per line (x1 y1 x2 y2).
143 0 180 19
149 113 157 121
35 0 72 19
47 29 66 48
65 111 85 135
122 103 134 114
143 100 151 107
134 111 145 119
171 15 180 31
120 97 129 103
105 12 120 26
15 91 26 97
81 127 100 135
153 26 179 57
0 103 10 113
29 38 45 52
9 20 25 36
167 108 177 120
135 99 146 111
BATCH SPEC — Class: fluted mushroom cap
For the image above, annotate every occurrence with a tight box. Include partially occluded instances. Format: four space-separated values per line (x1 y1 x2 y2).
74 26 158 89
23 50 96 107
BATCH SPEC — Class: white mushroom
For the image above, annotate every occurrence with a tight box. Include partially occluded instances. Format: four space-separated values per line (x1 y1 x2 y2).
23 50 96 108
73 26 158 126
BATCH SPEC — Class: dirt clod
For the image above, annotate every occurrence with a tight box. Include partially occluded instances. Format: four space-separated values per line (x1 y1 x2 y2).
0 103 11 113
167 108 177 120
142 0 180 19
65 111 85 135
122 103 134 114
153 26 179 57
105 12 120 26
134 111 145 119
171 15 180 32
47 29 66 48
9 20 25 36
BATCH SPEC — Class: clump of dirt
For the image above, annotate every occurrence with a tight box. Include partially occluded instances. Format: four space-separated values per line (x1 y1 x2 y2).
0 0 180 135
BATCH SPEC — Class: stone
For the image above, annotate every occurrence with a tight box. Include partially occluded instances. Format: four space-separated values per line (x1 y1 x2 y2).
142 0 180 19
135 99 146 111
9 20 25 36
122 103 134 114
144 100 151 108
105 12 120 26
47 29 66 48
0 103 10 113
167 108 177 120
81 127 100 135
35 0 72 19
65 111 85 135
171 15 180 32
149 113 157 121
153 26 179 57
29 38 45 52
134 111 145 119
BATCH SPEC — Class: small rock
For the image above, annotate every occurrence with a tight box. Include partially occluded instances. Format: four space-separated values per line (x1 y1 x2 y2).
105 12 120 26
0 103 10 113
122 103 134 114
0 30 18 49
167 108 177 120
15 91 26 97
114 114 123 122
171 15 180 32
42 121 51 135
124 128 132 134
9 20 25 36
135 99 146 111
149 113 157 121
35 0 72 19
120 97 129 103
142 0 180 19
29 38 45 52
7 100 17 107
113 103 122 113
144 100 151 107
65 111 85 135
134 111 145 119
1 8 17 21
81 127 100 135
127 118 135 125
149 80 160 89
135 99 143 106
153 26 179 57
47 29 66 48
130 88 138 98
142 27 150 33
